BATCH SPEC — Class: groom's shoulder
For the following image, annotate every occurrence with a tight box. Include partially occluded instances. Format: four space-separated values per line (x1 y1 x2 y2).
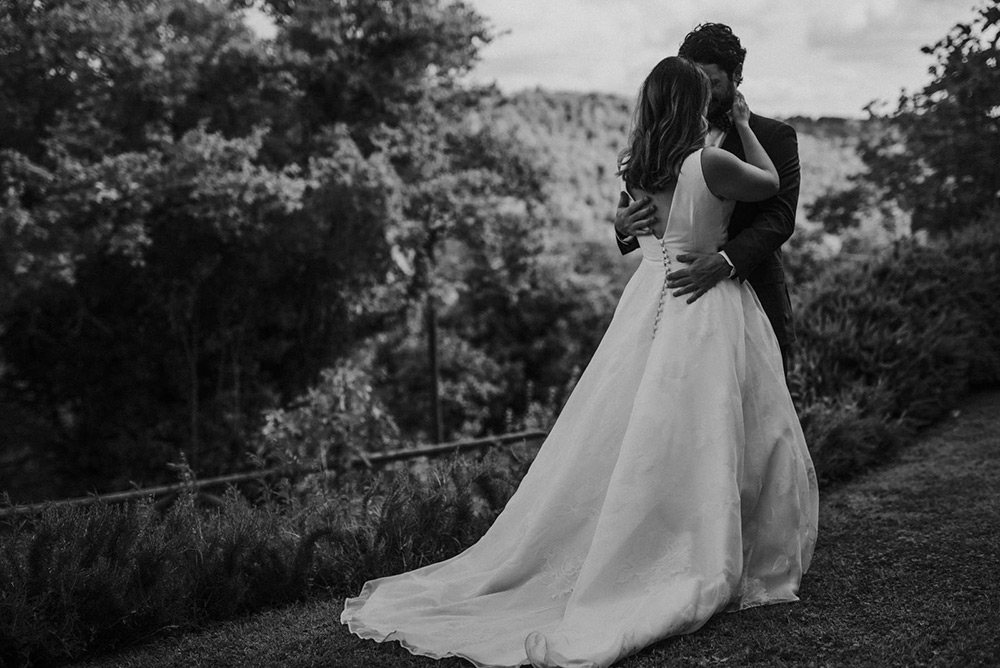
749 113 797 140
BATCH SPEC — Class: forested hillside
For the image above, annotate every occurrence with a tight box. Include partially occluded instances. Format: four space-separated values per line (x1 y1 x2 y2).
477 89 866 238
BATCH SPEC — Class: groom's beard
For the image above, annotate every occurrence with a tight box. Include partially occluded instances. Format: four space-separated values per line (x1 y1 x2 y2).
707 89 736 127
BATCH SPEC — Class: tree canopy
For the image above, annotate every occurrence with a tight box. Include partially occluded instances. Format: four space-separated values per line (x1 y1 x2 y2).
0 0 542 495
0 0 635 502
810 1 1000 236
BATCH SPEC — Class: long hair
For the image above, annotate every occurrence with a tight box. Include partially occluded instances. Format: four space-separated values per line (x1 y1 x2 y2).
618 57 711 193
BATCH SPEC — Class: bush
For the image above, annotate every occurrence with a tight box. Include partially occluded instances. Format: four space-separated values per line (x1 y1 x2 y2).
306 449 530 595
789 215 1000 482
0 447 532 666
255 353 402 477
0 491 305 666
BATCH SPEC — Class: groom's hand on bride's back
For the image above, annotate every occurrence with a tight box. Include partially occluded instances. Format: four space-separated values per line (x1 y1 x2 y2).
615 192 656 238
667 252 732 304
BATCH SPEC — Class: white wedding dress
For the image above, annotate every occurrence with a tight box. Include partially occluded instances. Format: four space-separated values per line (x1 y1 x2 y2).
341 150 819 668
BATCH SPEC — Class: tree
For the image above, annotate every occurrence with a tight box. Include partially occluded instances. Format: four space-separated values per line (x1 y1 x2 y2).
370 100 548 442
811 1 1000 236
255 0 491 161
0 0 501 497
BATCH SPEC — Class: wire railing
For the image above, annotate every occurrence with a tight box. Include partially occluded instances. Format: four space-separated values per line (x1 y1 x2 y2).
0 430 548 519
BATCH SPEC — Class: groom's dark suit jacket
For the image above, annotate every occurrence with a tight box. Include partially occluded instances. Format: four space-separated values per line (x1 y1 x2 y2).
617 113 800 346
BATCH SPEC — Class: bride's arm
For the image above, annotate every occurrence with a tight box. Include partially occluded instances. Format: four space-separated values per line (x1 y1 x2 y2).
701 92 778 202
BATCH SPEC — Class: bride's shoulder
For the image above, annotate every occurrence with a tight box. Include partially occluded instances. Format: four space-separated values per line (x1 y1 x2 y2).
699 147 749 200
700 146 740 171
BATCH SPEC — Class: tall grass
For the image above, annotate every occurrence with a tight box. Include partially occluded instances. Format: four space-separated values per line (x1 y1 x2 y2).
2 218 999 666
0 490 308 666
0 450 530 666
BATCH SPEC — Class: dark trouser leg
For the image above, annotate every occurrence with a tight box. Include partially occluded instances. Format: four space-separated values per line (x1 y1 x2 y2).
779 343 793 381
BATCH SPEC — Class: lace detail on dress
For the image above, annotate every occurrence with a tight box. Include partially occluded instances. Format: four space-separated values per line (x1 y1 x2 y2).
542 551 585 600
614 534 693 593
551 490 603 522
732 577 770 608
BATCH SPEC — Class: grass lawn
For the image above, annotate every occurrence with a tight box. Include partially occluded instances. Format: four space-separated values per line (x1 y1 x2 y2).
75 391 1000 668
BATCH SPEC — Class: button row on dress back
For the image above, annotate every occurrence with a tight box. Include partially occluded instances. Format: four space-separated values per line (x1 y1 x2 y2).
652 237 671 339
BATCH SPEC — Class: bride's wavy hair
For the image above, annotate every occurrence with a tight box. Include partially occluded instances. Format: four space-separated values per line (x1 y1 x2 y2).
617 57 710 192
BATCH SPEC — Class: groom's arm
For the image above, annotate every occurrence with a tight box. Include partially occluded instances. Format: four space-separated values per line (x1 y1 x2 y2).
614 192 653 255
720 122 800 279
616 228 639 255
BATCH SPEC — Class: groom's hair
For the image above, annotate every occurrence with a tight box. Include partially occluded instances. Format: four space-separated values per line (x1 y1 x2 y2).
678 23 746 85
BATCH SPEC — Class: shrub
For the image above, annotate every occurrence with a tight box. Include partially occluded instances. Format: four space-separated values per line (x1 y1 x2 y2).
0 490 309 666
789 215 1000 482
256 353 402 477
306 449 530 595
0 447 532 666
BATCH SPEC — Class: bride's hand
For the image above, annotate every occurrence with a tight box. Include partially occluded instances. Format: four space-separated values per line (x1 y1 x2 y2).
732 90 751 126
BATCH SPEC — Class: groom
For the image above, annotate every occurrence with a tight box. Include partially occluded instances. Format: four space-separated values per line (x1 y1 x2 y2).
615 23 800 370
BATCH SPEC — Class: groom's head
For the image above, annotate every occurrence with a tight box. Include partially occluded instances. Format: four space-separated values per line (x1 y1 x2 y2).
678 23 746 123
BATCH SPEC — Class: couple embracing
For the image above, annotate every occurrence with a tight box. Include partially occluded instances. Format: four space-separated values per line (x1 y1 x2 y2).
342 22 818 668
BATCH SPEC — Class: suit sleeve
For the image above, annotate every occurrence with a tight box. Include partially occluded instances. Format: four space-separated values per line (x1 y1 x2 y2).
720 123 800 280
616 230 639 255
614 176 640 255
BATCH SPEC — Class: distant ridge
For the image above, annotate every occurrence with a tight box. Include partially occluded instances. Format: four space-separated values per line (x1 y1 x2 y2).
478 89 866 235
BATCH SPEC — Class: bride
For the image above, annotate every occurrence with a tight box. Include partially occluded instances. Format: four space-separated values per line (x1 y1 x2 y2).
341 56 819 668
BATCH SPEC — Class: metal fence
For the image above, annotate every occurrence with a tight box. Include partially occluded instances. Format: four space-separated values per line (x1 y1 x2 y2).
0 430 548 519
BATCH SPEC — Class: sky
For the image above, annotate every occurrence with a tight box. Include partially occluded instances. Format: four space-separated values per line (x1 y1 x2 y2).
460 0 980 118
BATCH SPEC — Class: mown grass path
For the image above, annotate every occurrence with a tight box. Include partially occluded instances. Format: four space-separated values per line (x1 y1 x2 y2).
78 391 1000 668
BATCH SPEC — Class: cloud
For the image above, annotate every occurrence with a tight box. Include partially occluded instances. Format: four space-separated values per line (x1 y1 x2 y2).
807 0 901 38
465 0 976 117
